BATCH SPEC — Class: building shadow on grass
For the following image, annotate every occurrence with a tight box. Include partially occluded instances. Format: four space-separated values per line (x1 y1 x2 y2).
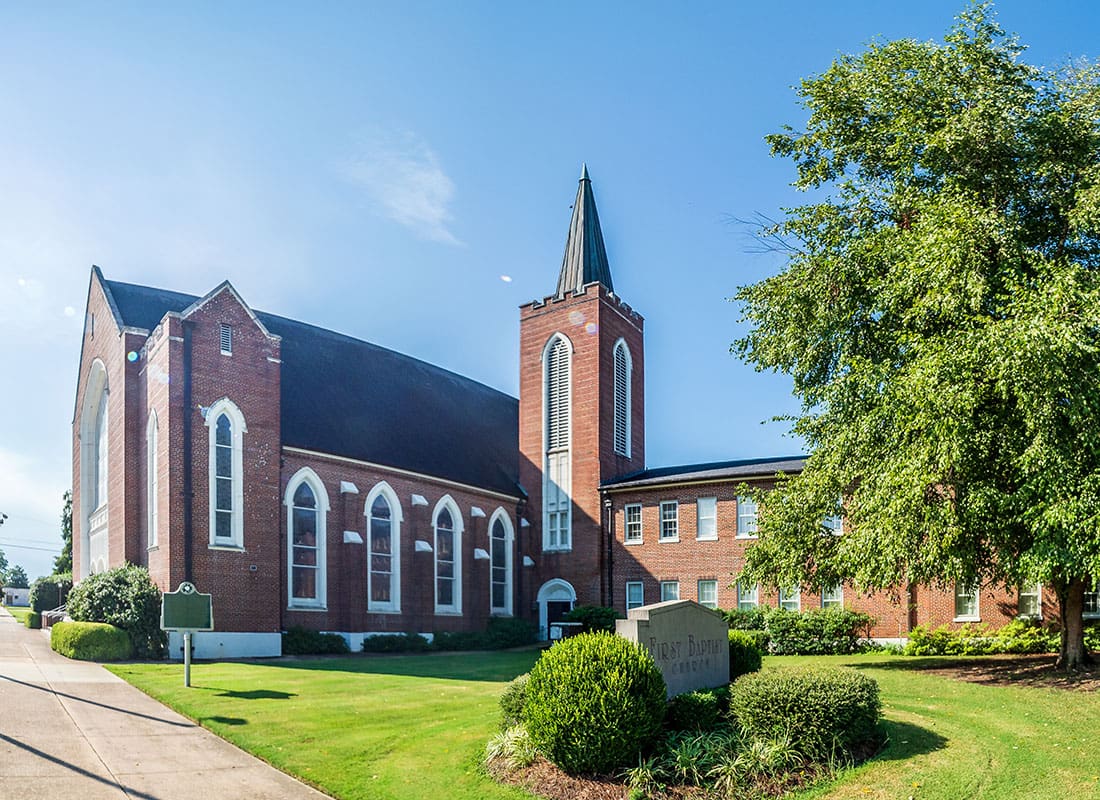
872 719 948 763
246 650 542 683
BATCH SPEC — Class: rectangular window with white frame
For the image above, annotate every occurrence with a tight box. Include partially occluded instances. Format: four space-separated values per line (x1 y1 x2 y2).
624 503 642 544
626 581 644 611
1018 583 1041 618
659 501 679 541
821 584 843 608
696 497 717 541
660 581 680 602
697 579 718 609
1084 583 1099 617
954 582 980 621
736 496 758 537
737 581 759 610
779 586 800 612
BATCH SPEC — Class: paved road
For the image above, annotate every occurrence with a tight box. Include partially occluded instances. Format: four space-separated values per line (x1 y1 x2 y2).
0 611 331 799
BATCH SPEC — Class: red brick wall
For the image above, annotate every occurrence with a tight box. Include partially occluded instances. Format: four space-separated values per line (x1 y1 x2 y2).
519 283 645 609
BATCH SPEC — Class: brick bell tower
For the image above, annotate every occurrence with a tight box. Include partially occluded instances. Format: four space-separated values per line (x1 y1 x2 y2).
519 165 645 635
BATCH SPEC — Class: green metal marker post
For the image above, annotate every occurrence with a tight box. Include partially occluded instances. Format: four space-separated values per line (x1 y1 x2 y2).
160 582 214 687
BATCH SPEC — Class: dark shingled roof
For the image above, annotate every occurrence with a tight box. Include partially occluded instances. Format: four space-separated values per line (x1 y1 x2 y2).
601 456 806 490
104 277 521 498
556 164 614 296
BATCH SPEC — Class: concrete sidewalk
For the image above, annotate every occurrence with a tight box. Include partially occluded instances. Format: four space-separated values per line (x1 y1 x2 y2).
0 612 330 799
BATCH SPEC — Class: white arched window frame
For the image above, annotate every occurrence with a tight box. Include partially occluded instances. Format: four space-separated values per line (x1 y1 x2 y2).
488 508 514 616
613 338 632 458
542 333 573 551
285 467 329 609
433 495 464 614
78 359 110 580
146 410 159 548
205 397 247 549
364 481 403 613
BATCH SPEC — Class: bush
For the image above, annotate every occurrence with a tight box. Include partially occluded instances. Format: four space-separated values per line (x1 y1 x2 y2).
525 632 667 774
30 572 72 612
66 565 165 659
563 605 623 632
282 627 350 655
362 632 432 653
765 607 875 655
499 673 529 729
665 688 724 732
51 621 133 661
722 607 767 631
25 611 41 629
728 629 763 678
434 617 538 651
729 666 881 760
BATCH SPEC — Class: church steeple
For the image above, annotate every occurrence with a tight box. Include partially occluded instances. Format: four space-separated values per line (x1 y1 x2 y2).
556 164 614 296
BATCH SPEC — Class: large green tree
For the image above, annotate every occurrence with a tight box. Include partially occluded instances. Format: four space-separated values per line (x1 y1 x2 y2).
5 565 28 589
55 490 73 574
735 4 1100 669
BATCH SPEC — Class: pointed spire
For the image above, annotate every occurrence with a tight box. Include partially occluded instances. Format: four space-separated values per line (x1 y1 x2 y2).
556 164 613 297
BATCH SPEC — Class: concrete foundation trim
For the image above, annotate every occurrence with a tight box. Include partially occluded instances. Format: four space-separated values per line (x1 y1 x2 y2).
169 631 282 660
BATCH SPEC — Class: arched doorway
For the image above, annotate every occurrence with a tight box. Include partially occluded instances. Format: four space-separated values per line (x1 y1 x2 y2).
536 578 576 640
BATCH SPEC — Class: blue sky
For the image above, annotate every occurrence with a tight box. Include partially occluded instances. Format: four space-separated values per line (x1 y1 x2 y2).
2 1 1098 580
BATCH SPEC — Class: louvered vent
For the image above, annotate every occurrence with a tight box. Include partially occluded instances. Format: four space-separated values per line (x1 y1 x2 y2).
546 338 570 450
613 341 629 456
220 323 233 354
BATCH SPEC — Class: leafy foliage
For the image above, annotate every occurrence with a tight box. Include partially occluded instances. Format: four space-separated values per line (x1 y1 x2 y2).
562 604 623 632
764 607 875 655
66 565 165 659
4 565 28 589
484 724 538 773
55 490 73 574
30 572 72 612
729 667 881 761
361 632 432 653
665 687 726 732
498 672 529 729
902 617 1100 655
434 617 537 650
282 627 350 655
728 629 764 678
734 3 1100 670
24 610 41 629
51 621 133 661
524 632 666 774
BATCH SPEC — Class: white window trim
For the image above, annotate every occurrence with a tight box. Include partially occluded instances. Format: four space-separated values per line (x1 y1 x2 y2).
736 496 758 539
78 359 110 580
737 581 759 610
821 585 844 608
696 496 718 541
612 338 632 458
623 503 643 545
953 582 981 622
488 507 514 616
1084 584 1100 618
697 579 718 609
542 333 573 552
146 410 158 549
660 580 680 602
626 580 644 611
364 481 403 613
1018 583 1041 618
659 501 679 542
779 586 801 611
205 397 246 549
433 495 464 614
285 467 329 610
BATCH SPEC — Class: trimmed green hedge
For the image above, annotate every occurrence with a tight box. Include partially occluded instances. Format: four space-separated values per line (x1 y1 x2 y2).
51 621 133 661
30 572 72 613
499 673 529 729
721 606 874 655
66 565 165 659
362 632 432 653
562 605 623 633
24 611 41 629
665 687 727 732
282 627 350 655
728 629 763 678
730 666 881 760
525 632 666 774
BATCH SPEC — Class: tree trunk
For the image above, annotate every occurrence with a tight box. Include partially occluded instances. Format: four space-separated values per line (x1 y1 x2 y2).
1056 578 1094 672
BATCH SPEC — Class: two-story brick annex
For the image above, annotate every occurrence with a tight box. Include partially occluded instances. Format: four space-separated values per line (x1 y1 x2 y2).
72 166 1068 658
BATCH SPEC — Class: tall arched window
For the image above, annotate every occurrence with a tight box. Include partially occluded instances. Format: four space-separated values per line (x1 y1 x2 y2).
94 389 109 509
365 482 402 613
79 359 109 579
205 398 246 548
613 339 632 458
544 334 572 550
434 497 463 614
146 411 158 548
489 509 513 616
286 467 328 609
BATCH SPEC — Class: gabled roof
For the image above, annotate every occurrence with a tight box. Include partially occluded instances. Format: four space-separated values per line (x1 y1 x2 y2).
601 456 806 491
556 164 614 296
104 276 521 498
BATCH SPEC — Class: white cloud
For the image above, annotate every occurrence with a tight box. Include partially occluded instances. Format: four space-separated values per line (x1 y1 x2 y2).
342 131 462 245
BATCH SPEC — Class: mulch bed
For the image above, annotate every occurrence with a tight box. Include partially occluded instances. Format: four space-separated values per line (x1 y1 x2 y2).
918 653 1100 690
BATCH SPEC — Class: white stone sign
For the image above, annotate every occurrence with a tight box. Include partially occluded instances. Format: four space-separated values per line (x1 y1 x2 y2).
616 599 730 698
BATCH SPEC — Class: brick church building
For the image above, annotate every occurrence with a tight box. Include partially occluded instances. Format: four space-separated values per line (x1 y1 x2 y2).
71 167 1061 658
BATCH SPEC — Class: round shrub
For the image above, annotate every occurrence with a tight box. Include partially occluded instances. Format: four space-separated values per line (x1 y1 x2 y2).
66 565 165 659
563 605 623 632
525 632 667 774
25 611 41 629
728 629 763 678
51 621 133 661
665 688 723 732
729 666 881 760
499 673 529 729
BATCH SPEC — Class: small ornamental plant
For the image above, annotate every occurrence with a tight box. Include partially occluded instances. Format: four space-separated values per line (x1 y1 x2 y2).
524 632 667 774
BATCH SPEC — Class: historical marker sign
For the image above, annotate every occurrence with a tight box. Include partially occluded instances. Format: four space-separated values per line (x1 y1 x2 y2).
161 582 214 631
616 599 730 698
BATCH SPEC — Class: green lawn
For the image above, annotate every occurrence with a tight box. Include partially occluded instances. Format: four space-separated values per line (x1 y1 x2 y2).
2 605 33 625
108 651 1100 800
